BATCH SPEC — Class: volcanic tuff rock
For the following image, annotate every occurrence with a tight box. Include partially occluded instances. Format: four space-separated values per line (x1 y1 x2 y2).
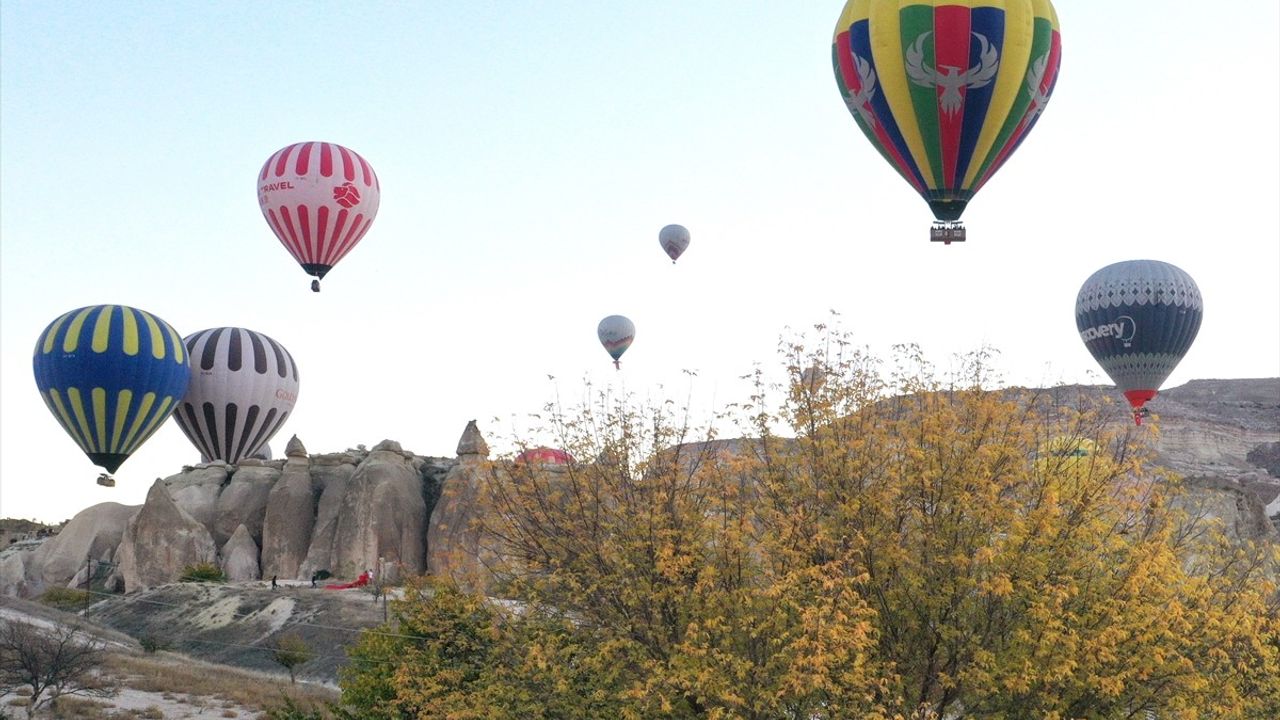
298 455 359 581
220 524 261 582
2 379 1274 598
1148 379 1280 480
0 548 34 597
329 440 429 581
30 502 135 592
212 464 276 547
117 480 218 592
261 451 316 580
427 423 495 592
165 464 229 529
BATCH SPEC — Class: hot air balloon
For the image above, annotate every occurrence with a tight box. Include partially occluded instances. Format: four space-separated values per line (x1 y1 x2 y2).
257 141 380 292
597 315 635 370
832 0 1062 243
33 305 190 480
659 224 691 263
173 327 300 465
1075 260 1202 425
515 447 575 465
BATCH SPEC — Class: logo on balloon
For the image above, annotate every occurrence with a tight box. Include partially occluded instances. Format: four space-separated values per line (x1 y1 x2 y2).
844 53 879 128
1079 315 1137 348
905 31 1000 118
333 182 361 208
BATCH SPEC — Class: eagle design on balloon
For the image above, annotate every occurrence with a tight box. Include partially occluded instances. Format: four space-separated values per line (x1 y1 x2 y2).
843 54 878 128
905 31 1000 118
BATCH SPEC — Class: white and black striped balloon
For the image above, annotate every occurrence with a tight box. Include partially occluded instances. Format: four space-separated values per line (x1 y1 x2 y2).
174 328 300 464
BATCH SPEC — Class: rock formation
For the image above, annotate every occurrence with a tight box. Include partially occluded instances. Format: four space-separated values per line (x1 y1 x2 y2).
221 524 261 581
117 479 218 592
427 421 497 592
261 446 316 580
1 379 1273 599
298 452 361 580
328 440 428 580
30 502 136 592
212 465 277 547
0 547 34 597
166 464 229 529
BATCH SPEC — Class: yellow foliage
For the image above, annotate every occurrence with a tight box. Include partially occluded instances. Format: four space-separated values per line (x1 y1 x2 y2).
340 329 1280 719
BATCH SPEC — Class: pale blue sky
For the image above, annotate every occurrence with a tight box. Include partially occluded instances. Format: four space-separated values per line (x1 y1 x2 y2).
3 1 1277 522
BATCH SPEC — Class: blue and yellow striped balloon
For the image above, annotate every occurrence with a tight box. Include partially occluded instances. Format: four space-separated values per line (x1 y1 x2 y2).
33 305 190 475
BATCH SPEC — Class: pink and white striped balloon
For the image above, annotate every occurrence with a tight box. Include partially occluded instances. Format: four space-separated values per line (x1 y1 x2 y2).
257 142 380 291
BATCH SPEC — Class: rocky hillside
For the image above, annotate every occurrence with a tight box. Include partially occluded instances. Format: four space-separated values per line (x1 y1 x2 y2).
85 580 390 683
2 380 1277 604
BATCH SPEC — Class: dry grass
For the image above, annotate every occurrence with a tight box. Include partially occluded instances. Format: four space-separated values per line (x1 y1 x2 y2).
104 650 339 714
5 695 166 719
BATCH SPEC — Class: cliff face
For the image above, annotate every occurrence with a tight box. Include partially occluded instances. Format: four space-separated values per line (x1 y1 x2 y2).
1148 379 1280 482
2 378 1277 599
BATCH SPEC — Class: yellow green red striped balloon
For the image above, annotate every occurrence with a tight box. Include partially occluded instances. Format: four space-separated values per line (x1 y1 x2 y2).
32 305 190 475
833 0 1062 222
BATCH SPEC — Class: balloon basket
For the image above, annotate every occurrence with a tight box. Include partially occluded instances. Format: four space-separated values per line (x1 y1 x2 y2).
310 279 321 293
1132 407 1151 426
96 473 115 488
613 360 621 370
930 221 966 245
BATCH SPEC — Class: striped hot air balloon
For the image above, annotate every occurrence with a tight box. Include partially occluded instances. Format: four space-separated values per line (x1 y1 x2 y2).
597 315 635 370
173 327 300 465
257 141 380 292
33 305 190 477
832 0 1062 242
1075 260 1203 424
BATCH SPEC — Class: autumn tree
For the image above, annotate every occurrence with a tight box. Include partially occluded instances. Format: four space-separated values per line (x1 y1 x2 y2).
341 327 1280 719
273 632 314 684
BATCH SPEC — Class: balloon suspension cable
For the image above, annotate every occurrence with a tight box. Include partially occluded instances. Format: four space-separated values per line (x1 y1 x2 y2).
311 279 321 293
930 221 966 245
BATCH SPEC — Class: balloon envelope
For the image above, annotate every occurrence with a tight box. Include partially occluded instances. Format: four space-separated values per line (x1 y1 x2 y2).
173 327 300 465
597 315 635 367
659 224 691 263
832 0 1062 222
33 305 190 474
1075 260 1202 416
515 447 574 465
258 141 380 285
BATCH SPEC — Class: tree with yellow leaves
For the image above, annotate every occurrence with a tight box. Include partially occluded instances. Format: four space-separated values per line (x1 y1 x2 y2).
340 328 1279 719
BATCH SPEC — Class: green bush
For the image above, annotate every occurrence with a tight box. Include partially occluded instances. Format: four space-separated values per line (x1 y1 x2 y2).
38 586 92 610
138 634 170 653
178 562 225 583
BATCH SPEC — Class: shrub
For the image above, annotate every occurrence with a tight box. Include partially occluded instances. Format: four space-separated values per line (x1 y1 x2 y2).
272 633 313 684
138 634 169 653
38 586 92 610
178 562 225 583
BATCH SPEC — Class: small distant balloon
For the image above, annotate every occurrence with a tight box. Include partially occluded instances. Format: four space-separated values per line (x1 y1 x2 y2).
659 224 691 263
33 305 191 479
597 315 635 370
173 327 300 465
1075 259 1203 425
257 141 381 292
515 447 574 465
